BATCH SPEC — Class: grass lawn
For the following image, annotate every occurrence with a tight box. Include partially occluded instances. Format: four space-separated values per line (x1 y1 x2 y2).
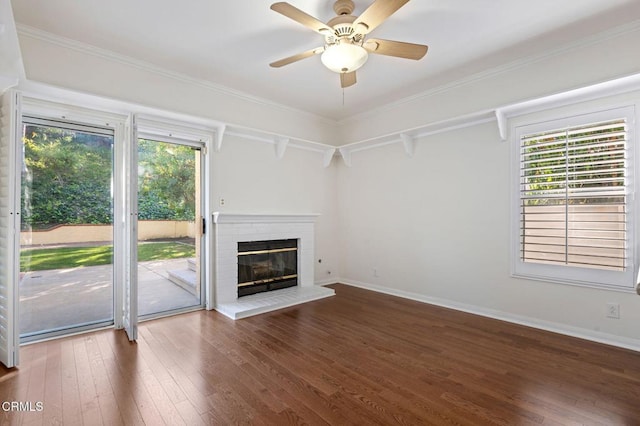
21 241 195 271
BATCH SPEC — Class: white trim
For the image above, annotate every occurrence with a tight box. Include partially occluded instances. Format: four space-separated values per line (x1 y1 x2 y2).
212 212 320 224
339 279 640 353
338 19 640 126
323 148 336 168
21 96 128 128
17 80 335 165
495 109 507 140
15 18 640 131
15 67 640 167
339 147 352 167
337 110 496 158
314 278 340 287
400 133 415 158
336 73 640 158
16 24 334 126
275 137 289 160
497 73 640 140
224 126 331 153
135 114 216 145
215 124 226 152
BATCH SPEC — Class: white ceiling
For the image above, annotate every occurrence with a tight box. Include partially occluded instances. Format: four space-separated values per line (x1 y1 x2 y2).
10 0 640 121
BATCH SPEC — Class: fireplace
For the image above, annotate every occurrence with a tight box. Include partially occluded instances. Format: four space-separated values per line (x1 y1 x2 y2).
238 239 298 297
211 213 335 319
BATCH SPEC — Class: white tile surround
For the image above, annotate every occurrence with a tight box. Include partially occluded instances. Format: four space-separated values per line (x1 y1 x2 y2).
211 213 335 319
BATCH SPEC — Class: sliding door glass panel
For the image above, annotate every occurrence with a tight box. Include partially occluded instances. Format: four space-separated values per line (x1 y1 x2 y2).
137 138 202 317
20 118 115 341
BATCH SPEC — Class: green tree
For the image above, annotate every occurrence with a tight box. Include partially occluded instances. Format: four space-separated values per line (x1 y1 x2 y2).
137 139 196 221
22 124 113 228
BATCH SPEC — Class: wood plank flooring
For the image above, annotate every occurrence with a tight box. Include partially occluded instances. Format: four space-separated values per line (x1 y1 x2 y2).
1 283 640 425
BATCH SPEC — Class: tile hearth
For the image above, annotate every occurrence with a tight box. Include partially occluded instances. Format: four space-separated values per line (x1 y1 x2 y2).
214 285 334 320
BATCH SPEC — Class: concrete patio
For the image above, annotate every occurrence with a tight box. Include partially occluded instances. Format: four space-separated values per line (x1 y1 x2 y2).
20 258 200 337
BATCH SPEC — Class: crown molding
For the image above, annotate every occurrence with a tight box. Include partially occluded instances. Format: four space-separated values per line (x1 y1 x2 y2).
338 19 640 126
495 72 640 140
334 71 640 166
15 22 640 168
16 24 335 127
17 78 335 166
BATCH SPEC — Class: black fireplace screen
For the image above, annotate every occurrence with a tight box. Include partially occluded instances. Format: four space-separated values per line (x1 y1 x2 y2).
237 239 298 297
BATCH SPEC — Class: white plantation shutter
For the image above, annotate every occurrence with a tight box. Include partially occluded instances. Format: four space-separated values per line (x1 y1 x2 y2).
124 114 138 341
0 91 20 367
513 106 636 289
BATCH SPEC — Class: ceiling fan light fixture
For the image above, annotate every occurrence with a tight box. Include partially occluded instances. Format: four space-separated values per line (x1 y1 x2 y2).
321 42 368 73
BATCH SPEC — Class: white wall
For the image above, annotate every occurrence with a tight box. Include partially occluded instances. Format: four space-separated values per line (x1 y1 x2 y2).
336 113 640 349
212 134 338 285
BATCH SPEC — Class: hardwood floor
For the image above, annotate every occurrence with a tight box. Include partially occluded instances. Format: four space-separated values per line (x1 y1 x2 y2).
1 283 640 425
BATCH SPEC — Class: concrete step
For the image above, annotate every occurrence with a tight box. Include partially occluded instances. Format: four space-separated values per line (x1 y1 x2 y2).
187 258 197 272
168 268 197 296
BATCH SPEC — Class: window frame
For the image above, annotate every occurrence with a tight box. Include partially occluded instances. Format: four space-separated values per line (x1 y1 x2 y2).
511 105 637 291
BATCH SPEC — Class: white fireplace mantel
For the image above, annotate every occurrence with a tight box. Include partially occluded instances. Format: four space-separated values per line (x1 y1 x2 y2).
211 212 334 319
212 212 320 224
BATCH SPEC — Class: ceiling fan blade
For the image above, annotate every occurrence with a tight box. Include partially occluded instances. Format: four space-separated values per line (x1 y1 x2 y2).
352 0 410 35
363 38 428 60
340 71 357 88
270 47 324 68
271 2 334 35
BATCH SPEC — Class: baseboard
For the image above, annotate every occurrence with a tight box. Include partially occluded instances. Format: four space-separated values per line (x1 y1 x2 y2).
314 278 340 287
338 278 640 353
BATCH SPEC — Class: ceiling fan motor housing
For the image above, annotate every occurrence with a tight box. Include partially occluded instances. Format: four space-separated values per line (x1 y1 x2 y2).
326 14 362 45
333 0 356 16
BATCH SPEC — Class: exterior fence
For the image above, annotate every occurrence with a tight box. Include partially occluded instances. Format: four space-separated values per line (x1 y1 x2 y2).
21 220 195 246
521 204 625 269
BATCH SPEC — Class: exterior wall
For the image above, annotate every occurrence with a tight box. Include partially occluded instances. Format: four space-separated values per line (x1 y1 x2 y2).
21 220 195 246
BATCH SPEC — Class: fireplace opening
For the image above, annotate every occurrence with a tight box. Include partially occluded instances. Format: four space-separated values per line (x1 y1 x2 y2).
237 239 298 297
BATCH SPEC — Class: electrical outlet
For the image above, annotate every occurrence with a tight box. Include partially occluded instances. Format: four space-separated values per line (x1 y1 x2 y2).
606 303 620 319
219 198 225 206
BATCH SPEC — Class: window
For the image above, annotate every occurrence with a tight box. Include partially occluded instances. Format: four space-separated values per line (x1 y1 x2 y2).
512 106 636 290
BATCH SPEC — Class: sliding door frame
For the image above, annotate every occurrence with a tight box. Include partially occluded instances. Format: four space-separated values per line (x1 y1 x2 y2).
18 97 131 337
134 115 213 320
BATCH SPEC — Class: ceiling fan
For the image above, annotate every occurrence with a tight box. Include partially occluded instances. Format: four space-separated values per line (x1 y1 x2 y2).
269 0 428 88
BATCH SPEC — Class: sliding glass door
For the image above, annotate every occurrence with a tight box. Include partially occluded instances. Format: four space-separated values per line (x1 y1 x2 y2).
19 117 115 341
136 138 203 318
13 108 209 345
